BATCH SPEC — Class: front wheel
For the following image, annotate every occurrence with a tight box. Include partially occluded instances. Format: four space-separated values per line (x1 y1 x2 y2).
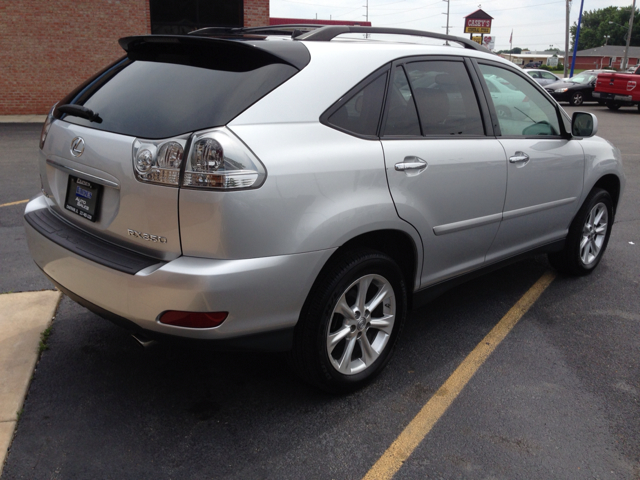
569 92 584 106
290 250 407 393
548 188 613 276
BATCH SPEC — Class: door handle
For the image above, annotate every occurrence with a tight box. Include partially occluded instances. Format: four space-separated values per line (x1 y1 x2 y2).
394 156 428 175
509 151 530 165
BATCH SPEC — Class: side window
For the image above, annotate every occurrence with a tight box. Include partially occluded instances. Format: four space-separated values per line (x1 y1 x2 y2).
327 72 387 137
479 64 562 137
405 60 484 136
541 71 556 80
382 66 421 136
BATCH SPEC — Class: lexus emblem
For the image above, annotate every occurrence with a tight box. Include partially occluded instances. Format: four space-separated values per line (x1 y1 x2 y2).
70 137 85 157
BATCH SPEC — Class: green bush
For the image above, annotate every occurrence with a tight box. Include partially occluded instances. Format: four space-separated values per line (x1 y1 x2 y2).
540 64 564 72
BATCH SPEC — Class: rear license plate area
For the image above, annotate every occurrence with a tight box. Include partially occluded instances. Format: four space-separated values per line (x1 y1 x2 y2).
64 176 102 222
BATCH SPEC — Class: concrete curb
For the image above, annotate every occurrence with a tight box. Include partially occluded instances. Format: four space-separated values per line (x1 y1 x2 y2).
0 115 46 123
0 290 61 476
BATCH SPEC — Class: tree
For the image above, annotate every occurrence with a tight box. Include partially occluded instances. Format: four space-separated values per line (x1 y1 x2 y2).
570 6 640 51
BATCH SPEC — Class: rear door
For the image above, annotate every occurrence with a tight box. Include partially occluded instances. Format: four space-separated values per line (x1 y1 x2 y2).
381 57 507 286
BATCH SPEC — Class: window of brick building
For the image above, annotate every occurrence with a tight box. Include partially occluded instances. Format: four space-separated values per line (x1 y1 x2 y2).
150 0 243 34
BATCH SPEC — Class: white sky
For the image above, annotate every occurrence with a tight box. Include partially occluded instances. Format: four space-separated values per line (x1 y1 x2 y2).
270 0 633 51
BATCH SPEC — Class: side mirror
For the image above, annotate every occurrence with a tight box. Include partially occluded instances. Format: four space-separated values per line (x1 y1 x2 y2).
571 112 598 137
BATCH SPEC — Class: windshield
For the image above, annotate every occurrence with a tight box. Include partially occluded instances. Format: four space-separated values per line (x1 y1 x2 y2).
569 73 596 84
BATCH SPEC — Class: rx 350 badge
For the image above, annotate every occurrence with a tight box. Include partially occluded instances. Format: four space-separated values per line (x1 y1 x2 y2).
127 229 168 243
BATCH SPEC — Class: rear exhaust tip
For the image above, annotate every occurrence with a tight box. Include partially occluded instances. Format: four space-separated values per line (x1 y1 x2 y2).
131 332 157 348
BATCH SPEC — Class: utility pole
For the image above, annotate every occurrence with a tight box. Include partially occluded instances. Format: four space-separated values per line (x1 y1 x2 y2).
564 0 571 77
364 0 369 23
623 0 636 70
441 0 450 45
443 0 450 35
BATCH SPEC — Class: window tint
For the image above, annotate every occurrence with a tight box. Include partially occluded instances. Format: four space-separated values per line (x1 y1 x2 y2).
383 66 421 136
328 72 387 137
405 61 484 136
541 71 557 80
479 64 561 137
59 43 298 139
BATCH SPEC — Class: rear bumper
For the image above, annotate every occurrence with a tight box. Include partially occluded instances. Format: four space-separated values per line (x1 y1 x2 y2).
25 195 335 350
592 91 634 103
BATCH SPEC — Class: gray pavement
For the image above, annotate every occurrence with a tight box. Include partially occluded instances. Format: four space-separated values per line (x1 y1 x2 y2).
0 105 638 479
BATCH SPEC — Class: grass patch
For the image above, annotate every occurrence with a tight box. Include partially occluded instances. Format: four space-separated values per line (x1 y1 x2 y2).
39 326 53 354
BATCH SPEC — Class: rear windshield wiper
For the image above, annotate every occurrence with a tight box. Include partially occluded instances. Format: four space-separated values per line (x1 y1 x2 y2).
57 104 102 123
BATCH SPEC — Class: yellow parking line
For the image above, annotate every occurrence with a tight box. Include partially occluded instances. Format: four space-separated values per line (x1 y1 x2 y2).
0 199 28 208
363 271 556 480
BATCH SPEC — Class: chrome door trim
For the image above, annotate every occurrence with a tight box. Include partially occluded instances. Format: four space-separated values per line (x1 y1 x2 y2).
502 197 577 220
433 212 502 236
46 158 120 189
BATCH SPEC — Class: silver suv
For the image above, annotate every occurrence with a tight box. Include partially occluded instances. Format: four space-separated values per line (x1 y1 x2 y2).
26 26 625 392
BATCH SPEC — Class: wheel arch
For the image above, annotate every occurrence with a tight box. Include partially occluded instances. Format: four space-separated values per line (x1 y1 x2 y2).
302 229 420 316
592 174 621 215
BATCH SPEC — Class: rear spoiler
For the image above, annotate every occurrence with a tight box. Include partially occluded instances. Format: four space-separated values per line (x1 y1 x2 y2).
119 35 311 70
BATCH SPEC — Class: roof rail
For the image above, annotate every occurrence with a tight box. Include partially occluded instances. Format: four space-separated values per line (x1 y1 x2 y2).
189 25 325 38
295 26 489 52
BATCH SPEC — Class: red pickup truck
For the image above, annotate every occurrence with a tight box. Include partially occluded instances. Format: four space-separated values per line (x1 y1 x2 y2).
593 65 640 110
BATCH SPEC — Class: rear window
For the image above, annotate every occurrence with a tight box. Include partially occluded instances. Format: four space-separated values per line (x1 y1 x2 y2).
57 41 299 139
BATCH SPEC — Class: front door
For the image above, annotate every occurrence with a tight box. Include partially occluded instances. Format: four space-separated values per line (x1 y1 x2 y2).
475 62 585 262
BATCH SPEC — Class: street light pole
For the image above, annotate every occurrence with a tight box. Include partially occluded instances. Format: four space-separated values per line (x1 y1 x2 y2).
623 0 636 70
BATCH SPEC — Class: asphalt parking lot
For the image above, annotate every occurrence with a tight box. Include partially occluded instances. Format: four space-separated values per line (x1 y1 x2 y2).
1 104 639 479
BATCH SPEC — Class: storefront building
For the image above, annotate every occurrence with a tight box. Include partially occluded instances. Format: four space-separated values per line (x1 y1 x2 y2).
1 0 269 115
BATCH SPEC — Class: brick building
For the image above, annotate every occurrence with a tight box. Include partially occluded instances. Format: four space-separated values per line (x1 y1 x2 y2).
573 45 640 70
0 0 269 115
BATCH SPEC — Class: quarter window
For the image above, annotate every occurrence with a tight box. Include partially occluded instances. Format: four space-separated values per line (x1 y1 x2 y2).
479 64 562 136
327 72 387 137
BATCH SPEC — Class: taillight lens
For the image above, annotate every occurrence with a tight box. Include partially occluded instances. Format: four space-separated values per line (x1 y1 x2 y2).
40 103 57 150
159 311 228 328
183 128 266 190
132 137 187 186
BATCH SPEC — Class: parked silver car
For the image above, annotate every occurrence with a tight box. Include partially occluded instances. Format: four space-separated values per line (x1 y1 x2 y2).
26 26 625 392
525 68 561 86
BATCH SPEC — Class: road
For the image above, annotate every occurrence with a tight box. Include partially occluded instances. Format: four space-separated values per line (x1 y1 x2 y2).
1 104 638 479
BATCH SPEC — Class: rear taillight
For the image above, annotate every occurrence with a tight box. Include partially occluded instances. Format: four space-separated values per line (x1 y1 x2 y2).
40 103 57 150
132 137 187 186
159 311 228 328
183 129 266 190
132 128 265 190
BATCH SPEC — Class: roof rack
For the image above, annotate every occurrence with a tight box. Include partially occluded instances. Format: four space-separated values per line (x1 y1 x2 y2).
295 26 488 52
188 25 324 38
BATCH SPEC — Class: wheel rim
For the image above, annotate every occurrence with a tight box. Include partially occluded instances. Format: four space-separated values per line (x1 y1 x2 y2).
326 274 396 375
573 93 583 105
580 202 608 266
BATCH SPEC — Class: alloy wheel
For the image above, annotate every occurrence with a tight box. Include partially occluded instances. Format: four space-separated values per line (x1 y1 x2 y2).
580 202 608 266
326 274 395 375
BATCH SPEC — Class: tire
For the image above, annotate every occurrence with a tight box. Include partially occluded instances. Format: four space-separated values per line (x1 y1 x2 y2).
569 92 584 106
597 100 605 105
496 105 512 119
289 249 407 393
548 188 613 276
606 102 621 111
